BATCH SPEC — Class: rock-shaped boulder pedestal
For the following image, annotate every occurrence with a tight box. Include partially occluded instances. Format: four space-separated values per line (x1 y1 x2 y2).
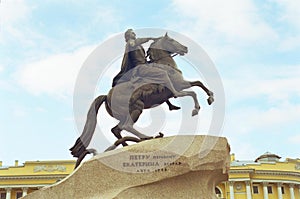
23 135 230 199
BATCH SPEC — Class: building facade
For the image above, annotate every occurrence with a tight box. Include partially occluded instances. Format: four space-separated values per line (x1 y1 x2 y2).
0 152 299 199
217 152 300 199
0 160 75 199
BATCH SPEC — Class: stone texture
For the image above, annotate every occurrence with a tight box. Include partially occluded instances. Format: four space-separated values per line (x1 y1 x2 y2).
22 135 230 199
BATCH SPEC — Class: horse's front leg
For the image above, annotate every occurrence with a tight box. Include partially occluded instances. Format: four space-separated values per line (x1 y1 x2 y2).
184 91 201 116
189 81 214 105
173 90 200 116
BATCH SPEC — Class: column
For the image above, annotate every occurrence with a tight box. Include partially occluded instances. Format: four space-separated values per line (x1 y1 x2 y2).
289 184 295 199
5 188 11 199
245 181 252 199
229 181 235 199
22 187 28 196
277 183 283 199
262 182 269 199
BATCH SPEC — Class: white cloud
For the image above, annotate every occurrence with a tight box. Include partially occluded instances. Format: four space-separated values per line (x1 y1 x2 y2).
273 0 300 29
0 81 11 91
223 101 300 160
0 0 34 44
287 134 300 144
90 5 122 28
15 45 96 98
169 0 277 43
165 0 278 64
278 34 300 51
0 0 32 25
226 138 259 160
0 69 15 91
268 0 300 51
0 1 121 53
226 103 300 135
222 64 300 139
223 64 300 104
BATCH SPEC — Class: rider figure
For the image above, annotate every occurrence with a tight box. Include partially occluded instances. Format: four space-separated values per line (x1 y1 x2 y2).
112 29 152 87
112 29 180 110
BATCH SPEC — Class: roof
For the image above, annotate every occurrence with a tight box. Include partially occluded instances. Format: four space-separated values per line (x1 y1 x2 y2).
255 152 281 162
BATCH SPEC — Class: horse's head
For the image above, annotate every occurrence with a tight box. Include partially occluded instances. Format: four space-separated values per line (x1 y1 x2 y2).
148 33 188 58
161 32 188 55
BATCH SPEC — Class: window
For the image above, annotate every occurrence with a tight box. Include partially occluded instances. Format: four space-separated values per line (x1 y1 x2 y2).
0 193 6 199
16 192 22 199
215 187 222 198
253 186 259 194
267 186 273 194
281 187 285 194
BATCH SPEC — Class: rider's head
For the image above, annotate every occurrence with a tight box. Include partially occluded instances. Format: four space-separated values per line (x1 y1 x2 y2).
125 29 136 42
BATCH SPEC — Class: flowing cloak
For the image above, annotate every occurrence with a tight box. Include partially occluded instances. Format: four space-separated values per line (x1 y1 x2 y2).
112 44 132 87
112 42 146 87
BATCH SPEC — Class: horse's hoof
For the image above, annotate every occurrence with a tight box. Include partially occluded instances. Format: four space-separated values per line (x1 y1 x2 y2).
207 96 214 105
192 109 199 116
155 132 164 138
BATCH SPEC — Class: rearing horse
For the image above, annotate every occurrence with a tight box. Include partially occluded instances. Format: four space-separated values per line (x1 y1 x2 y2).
70 33 214 168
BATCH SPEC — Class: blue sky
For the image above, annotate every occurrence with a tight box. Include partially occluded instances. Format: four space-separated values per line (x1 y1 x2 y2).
1 0 300 166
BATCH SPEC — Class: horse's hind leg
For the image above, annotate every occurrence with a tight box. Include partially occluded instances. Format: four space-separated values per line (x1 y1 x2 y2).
111 124 128 146
122 109 153 139
120 100 153 140
122 124 153 140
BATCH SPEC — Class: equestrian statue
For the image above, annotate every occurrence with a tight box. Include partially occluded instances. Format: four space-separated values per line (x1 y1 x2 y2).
70 29 214 168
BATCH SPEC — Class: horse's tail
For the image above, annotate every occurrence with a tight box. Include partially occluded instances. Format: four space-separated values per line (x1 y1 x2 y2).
70 95 107 168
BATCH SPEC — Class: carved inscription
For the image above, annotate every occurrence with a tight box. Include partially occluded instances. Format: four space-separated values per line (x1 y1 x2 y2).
121 153 182 173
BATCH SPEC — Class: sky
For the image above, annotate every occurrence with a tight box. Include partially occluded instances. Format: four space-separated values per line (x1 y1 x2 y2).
1 0 300 166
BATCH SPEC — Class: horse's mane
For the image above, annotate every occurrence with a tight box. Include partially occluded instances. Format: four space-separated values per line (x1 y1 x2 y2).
146 37 183 79
146 37 164 62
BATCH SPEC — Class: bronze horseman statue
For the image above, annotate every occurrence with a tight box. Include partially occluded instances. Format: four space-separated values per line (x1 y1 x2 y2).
70 29 214 168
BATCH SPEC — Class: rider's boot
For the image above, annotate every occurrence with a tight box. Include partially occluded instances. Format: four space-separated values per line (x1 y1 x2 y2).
166 100 181 110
